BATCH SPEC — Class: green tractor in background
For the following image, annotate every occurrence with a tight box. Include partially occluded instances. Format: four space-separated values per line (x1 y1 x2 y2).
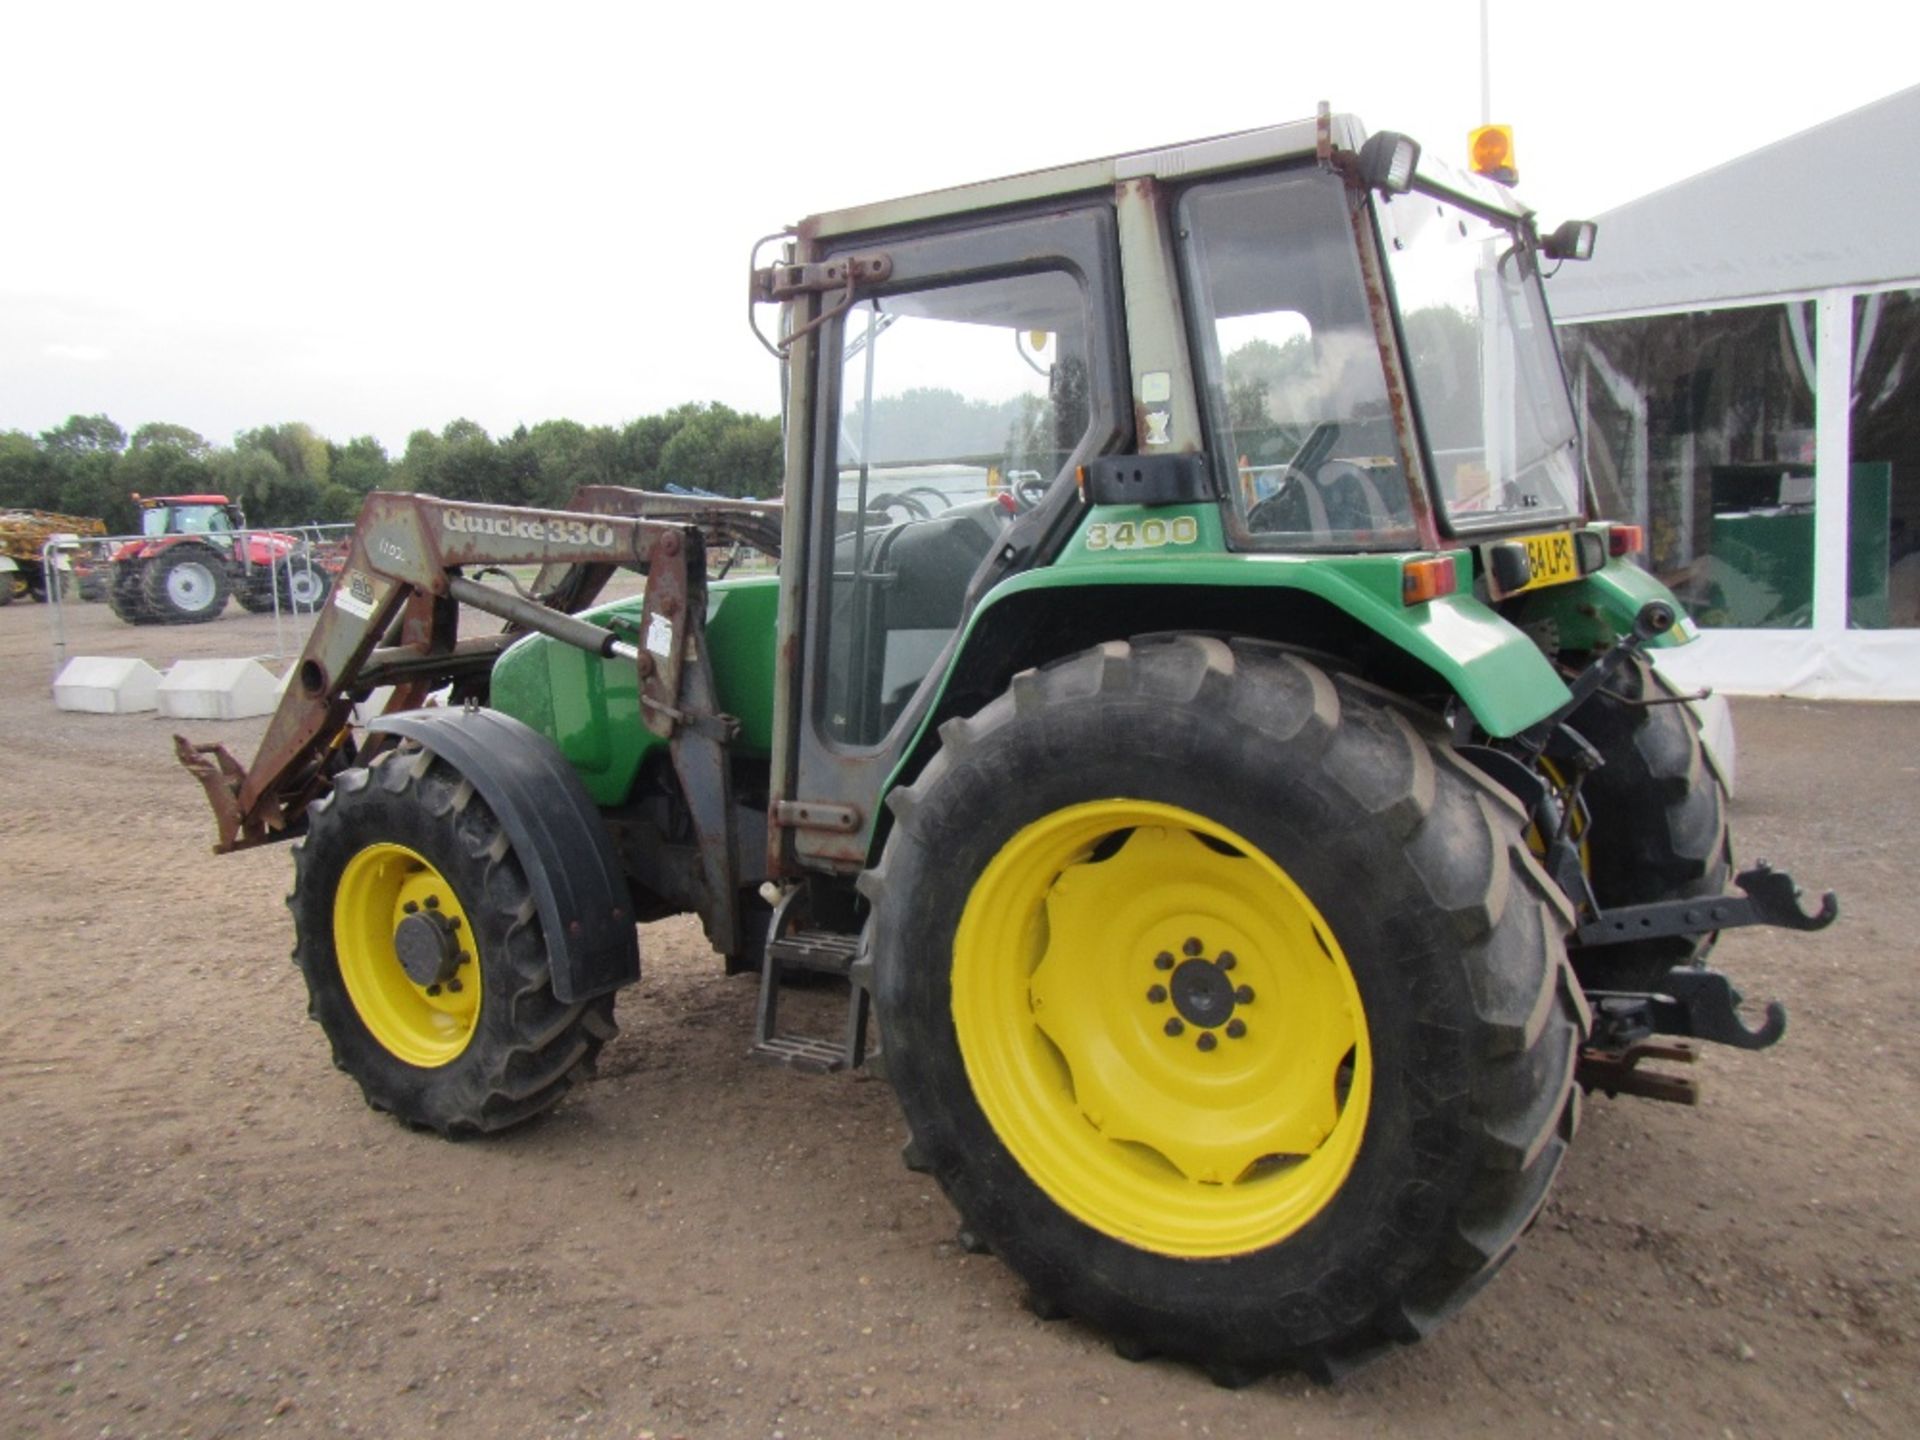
180 109 1835 1383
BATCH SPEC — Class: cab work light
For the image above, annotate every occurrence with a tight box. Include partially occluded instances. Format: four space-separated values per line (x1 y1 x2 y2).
1401 555 1458 606
1358 131 1421 194
1545 219 1598 262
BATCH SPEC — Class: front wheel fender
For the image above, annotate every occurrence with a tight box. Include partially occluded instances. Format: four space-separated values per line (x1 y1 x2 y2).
366 707 638 1002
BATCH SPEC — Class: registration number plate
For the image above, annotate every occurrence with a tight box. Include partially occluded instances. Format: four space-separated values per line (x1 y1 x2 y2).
1510 530 1580 594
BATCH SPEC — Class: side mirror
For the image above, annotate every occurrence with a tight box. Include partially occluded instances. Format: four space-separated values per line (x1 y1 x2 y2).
1544 219 1598 262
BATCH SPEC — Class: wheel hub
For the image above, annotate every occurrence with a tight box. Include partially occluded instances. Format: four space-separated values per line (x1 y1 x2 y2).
393 907 465 987
167 562 215 608
1169 953 1241 1031
333 843 482 1067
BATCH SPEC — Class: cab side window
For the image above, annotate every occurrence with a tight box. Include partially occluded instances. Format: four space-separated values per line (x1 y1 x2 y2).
1180 170 1416 548
820 271 1093 746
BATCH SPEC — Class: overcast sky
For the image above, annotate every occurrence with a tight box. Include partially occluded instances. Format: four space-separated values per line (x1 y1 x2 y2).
3 2 1914 456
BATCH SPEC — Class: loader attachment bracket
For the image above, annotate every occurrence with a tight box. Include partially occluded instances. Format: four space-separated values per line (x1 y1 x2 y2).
174 735 286 852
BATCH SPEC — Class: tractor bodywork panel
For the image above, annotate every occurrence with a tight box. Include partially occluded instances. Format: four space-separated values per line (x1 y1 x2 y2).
489 574 781 807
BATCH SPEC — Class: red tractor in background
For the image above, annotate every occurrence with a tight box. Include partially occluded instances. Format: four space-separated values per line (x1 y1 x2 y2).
105 494 339 625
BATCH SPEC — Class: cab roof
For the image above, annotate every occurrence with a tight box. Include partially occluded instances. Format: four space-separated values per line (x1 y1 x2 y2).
803 112 1529 241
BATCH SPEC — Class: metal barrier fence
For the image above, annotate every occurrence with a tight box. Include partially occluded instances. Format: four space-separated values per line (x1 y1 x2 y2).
40 522 355 666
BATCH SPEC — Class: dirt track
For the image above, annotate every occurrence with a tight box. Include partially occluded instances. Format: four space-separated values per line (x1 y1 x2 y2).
2 597 1916 1439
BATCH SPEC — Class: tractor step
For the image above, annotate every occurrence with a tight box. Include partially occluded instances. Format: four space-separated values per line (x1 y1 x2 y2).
767 929 861 975
750 928 872 1073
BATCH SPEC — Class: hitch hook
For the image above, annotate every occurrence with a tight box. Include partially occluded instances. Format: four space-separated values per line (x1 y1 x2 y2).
1737 860 1840 932
1657 968 1787 1051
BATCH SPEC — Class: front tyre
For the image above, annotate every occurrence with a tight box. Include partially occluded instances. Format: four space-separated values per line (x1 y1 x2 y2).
289 743 616 1135
867 637 1585 1379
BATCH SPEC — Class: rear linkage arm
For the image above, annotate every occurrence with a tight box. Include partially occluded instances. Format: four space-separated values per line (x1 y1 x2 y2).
1461 598 1838 1069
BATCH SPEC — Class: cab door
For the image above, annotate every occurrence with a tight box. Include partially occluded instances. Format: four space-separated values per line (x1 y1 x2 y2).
780 203 1128 871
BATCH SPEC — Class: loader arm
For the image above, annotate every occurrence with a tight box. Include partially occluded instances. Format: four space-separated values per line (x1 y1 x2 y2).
175 487 776 856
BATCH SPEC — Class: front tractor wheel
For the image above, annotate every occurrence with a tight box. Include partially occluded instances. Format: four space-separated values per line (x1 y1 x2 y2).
289 744 616 1135
868 637 1585 1380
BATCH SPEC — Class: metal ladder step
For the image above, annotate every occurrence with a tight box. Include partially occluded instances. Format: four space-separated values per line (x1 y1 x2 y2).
766 929 861 976
750 928 872 1073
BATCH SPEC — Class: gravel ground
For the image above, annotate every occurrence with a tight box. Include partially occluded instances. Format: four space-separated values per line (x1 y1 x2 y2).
2 596 1915 1439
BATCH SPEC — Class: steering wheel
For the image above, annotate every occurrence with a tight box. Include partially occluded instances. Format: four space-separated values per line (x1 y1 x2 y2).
1246 466 1313 533
1011 471 1052 512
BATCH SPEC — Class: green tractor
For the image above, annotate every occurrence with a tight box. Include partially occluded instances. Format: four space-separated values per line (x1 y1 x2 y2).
180 109 1835 1382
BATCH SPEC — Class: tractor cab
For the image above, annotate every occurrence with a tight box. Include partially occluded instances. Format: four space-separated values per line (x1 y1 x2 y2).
136 495 247 539
760 112 1625 877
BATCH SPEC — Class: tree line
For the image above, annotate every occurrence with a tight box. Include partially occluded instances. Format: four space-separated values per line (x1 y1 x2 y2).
0 403 783 536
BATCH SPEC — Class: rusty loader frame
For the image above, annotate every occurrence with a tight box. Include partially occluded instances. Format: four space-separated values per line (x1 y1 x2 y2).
175 487 782 958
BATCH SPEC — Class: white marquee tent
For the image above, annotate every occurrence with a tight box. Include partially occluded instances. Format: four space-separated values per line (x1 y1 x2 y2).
1547 85 1920 699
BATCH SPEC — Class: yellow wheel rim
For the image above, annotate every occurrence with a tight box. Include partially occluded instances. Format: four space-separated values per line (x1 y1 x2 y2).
333 843 482 1068
1530 758 1592 870
952 800 1371 1258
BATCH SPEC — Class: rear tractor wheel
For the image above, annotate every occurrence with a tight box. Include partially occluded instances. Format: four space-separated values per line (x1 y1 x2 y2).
289 743 616 1134
280 554 332 609
143 546 230 623
1562 653 1732 994
868 636 1586 1381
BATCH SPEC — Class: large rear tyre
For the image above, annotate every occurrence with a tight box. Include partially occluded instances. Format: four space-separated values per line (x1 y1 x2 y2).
281 554 333 609
143 546 230 623
289 743 616 1135
867 636 1585 1381
237 554 334 613
1564 654 1732 994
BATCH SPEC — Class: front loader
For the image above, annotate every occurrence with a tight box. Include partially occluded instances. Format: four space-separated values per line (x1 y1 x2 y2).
179 108 1835 1383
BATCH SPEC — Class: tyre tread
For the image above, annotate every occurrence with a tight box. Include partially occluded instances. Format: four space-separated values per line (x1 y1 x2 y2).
289 750 616 1136
870 634 1583 1382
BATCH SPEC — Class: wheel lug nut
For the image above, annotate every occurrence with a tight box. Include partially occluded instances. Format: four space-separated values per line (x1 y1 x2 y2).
403 901 419 914
425 896 440 910
1217 951 1236 971
1182 937 1203 957
1196 1032 1218 1052
1153 951 1174 971
449 917 462 931
1226 1019 1246 1039
1235 985 1255 1004
447 978 463 993
1146 985 1168 1004
426 984 442 996
1164 1018 1184 1037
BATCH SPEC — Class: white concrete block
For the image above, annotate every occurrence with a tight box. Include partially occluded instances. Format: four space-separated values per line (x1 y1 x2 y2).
53 656 164 714
156 658 282 720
